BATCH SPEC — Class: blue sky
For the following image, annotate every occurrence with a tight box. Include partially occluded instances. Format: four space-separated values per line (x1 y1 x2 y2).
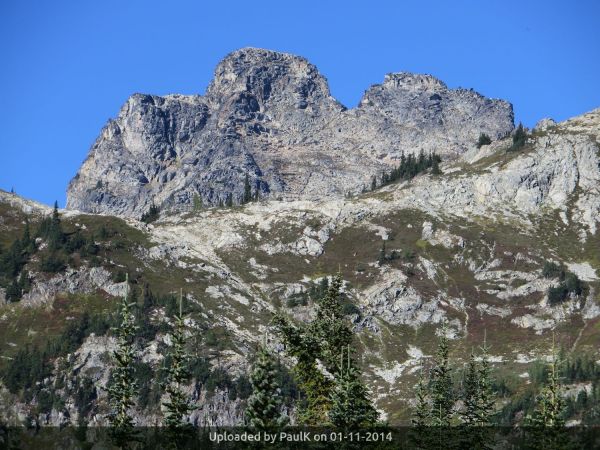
1 1 599 206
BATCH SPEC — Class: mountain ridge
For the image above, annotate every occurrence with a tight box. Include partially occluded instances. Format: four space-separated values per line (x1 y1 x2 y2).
1 106 599 427
66 47 514 218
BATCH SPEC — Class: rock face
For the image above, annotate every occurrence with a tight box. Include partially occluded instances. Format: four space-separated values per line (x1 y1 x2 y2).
67 48 514 218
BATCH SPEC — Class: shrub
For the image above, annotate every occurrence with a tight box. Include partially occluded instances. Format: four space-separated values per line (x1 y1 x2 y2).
477 133 492 148
508 123 527 152
40 252 66 273
141 204 160 223
548 285 569 305
542 261 562 279
342 302 361 317
564 272 583 296
547 271 583 305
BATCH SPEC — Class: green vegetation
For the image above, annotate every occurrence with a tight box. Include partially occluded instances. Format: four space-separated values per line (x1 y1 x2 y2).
329 346 378 428
527 344 565 427
508 123 527 152
107 276 139 434
0 202 102 301
162 291 195 429
541 262 585 305
244 343 288 429
243 173 252 204
273 273 378 427
192 194 202 211
141 204 160 223
476 132 492 148
372 150 442 190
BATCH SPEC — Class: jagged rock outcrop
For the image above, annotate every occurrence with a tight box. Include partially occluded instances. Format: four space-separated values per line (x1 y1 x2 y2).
67 47 514 218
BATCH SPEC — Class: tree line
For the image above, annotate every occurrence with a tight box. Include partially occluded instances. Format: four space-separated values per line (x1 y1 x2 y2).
370 150 442 192
0 202 99 302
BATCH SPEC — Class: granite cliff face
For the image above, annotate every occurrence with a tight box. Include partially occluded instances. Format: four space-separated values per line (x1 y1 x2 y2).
67 48 513 217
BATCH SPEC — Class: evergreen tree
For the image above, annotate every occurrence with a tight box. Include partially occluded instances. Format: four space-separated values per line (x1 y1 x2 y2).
431 157 442 175
378 241 386 265
526 339 568 450
329 346 378 429
509 123 527 152
243 173 252 204
430 324 454 426
48 201 65 251
528 342 565 427
310 273 353 373
460 339 495 450
412 374 431 427
371 176 377 191
411 371 436 449
21 221 35 254
274 272 371 426
193 194 203 211
476 336 495 425
107 275 139 435
225 193 233 207
477 133 492 148
141 204 160 223
272 314 331 425
162 290 195 429
462 351 480 425
5 279 21 303
417 150 426 171
253 185 260 202
245 341 288 429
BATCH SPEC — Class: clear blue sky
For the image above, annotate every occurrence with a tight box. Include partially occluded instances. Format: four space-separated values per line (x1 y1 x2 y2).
1 1 599 206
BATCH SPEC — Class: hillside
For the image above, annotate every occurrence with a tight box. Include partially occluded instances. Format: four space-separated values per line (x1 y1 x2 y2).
1 104 599 427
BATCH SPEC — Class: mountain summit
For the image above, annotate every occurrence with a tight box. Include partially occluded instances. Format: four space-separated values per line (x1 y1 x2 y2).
66 48 514 217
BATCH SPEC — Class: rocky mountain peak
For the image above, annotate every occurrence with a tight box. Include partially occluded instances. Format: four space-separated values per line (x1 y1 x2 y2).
67 48 515 218
206 47 342 116
383 72 448 90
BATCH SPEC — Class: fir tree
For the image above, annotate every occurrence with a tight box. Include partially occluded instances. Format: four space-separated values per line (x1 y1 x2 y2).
460 340 495 450
245 341 288 429
526 338 567 450
107 274 139 436
272 314 331 425
462 351 480 425
162 290 194 429
243 173 252 204
476 336 495 425
274 272 367 425
5 279 22 303
253 183 260 202
225 193 233 207
22 221 35 254
477 133 492 148
431 157 442 175
528 340 565 427
141 204 160 223
412 374 431 427
411 371 435 449
378 241 387 265
310 273 353 374
329 346 378 429
371 176 377 191
509 123 527 152
48 201 65 251
193 194 203 211
430 324 454 426
417 150 426 171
